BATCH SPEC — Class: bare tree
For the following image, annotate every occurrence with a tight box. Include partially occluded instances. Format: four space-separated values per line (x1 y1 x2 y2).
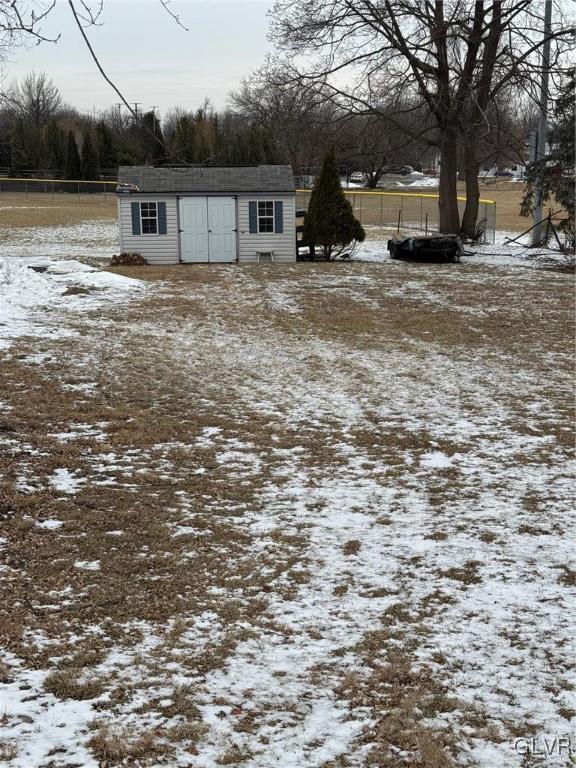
0 0 60 46
271 1 574 235
232 63 336 177
1 72 63 128
0 0 189 164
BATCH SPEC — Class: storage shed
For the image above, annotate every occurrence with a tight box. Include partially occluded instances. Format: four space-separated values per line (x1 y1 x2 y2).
116 165 296 265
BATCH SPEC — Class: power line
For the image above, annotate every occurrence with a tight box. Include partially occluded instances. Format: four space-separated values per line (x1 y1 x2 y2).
66 0 189 165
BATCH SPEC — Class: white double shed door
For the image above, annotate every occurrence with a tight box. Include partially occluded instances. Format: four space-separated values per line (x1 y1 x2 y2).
179 196 237 263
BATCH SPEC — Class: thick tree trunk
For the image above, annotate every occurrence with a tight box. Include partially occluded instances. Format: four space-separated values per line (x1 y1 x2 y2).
438 129 460 233
461 143 481 239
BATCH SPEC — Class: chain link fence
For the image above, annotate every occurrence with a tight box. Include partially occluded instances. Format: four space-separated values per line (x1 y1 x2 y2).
297 189 497 243
0 177 497 243
0 177 117 203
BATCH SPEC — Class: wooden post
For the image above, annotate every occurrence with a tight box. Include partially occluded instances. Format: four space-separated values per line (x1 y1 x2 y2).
420 196 423 230
397 209 401 233
425 211 428 235
380 195 383 227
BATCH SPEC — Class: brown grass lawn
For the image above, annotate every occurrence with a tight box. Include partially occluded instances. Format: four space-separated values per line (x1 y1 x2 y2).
0 192 116 229
0 207 574 766
0 238 573 768
0 181 535 235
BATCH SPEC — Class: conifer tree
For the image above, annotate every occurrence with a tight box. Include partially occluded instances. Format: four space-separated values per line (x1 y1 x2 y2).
522 75 575 250
64 130 82 180
140 111 166 165
81 132 99 180
95 121 116 169
43 121 67 174
303 147 365 260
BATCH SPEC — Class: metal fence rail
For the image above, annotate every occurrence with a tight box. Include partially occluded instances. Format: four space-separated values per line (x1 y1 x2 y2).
297 189 497 244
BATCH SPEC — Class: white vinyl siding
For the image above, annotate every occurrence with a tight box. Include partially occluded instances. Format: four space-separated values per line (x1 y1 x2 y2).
118 196 179 265
118 192 296 265
238 194 296 262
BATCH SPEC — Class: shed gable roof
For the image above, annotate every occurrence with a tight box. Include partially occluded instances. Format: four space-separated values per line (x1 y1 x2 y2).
117 165 295 194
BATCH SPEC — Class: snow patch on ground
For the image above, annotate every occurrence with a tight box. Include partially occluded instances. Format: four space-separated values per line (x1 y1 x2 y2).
0 256 144 348
49 468 85 494
0 654 98 768
354 235 573 269
0 220 118 259
35 519 64 530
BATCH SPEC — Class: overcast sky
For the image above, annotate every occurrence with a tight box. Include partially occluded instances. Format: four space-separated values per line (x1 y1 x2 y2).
4 0 272 118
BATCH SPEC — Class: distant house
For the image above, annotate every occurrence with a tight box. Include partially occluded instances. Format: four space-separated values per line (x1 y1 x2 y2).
116 165 296 265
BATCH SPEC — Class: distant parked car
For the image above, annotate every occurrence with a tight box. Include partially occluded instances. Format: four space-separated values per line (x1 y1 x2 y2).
386 165 413 176
349 172 366 183
495 170 514 177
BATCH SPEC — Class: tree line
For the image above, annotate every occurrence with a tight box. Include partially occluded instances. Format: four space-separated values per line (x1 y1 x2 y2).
0 0 573 239
0 75 280 178
268 0 573 236
0 69 533 186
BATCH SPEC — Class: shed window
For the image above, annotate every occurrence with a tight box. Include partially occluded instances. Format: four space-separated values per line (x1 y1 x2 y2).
140 202 158 234
257 201 274 233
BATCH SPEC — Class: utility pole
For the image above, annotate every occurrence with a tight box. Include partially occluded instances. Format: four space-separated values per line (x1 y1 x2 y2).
532 0 553 246
150 106 159 133
133 103 142 121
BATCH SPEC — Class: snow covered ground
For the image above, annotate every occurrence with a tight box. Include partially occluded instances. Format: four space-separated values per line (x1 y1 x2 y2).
0 219 118 259
0 222 574 767
355 230 574 270
0 255 143 349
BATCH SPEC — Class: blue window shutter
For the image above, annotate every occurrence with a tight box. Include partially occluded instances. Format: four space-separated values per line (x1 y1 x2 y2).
158 202 167 234
131 202 141 235
274 201 283 233
249 201 258 233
